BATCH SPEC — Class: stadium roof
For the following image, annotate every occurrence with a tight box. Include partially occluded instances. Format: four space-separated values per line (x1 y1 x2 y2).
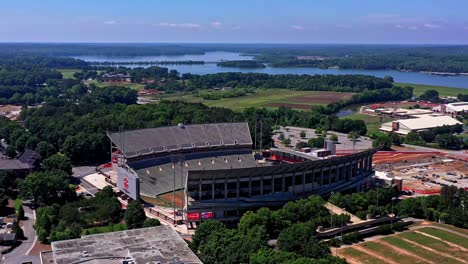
108 122 252 158
45 226 202 264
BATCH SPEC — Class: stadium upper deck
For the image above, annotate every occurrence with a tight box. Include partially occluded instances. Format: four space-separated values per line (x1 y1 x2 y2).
108 122 252 158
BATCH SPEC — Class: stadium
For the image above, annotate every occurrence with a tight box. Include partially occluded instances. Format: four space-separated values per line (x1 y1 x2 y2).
107 122 376 227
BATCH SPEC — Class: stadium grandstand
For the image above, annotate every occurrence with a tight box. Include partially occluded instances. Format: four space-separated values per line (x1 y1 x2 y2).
107 122 376 227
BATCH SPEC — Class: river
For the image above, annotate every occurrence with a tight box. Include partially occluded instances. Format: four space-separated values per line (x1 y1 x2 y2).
74 52 468 89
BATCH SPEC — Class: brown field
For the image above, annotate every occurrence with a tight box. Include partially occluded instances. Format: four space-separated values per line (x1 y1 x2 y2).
266 102 313 109
289 91 355 104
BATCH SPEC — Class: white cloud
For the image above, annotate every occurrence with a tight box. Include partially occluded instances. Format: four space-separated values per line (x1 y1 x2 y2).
211 21 222 29
158 22 201 29
290 25 304 30
104 20 117 25
424 23 441 29
408 26 419 31
395 24 404 29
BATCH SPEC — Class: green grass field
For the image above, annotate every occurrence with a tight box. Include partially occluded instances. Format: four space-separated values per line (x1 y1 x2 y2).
164 89 345 111
339 248 381 264
57 68 81 79
360 241 422 264
341 113 393 134
399 231 467 259
85 80 145 90
396 82 468 97
417 227 468 248
338 225 468 264
382 236 463 264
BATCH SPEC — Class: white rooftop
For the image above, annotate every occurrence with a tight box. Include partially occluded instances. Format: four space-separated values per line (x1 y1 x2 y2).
446 102 468 112
399 115 462 130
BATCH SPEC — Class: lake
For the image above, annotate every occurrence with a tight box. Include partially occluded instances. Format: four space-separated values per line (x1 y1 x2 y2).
74 52 468 89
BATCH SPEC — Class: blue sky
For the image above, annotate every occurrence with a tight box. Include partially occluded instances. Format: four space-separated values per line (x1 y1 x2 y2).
2 0 468 43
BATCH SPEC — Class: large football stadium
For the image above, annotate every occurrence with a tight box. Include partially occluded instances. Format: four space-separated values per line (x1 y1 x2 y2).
107 122 376 227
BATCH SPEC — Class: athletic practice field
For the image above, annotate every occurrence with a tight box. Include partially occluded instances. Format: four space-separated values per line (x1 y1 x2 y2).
165 89 355 111
336 222 468 264
396 82 468 97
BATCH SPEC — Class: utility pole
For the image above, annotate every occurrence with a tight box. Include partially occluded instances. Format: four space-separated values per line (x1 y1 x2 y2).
260 119 263 152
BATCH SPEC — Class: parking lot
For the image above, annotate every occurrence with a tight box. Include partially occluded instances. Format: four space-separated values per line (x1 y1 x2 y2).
273 126 373 152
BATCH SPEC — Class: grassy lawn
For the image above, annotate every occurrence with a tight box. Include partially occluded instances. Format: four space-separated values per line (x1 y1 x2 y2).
340 247 381 264
164 89 331 111
85 80 145 90
432 223 468 236
360 241 422 264
396 82 468 97
398 231 466 259
341 113 393 134
382 235 463 264
417 227 468 248
57 68 81 79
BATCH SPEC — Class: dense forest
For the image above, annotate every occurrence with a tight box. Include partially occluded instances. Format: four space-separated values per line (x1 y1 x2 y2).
3 43 468 72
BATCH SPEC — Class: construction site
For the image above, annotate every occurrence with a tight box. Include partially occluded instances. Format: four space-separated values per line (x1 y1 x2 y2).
374 151 468 194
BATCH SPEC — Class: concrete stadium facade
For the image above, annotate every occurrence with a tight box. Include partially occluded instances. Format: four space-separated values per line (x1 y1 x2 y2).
107 123 376 226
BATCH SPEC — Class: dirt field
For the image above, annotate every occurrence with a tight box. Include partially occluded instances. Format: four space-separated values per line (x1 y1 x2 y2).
373 152 468 193
373 151 441 164
336 222 468 264
266 102 313 109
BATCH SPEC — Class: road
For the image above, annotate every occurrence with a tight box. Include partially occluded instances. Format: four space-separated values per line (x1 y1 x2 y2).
1 205 39 264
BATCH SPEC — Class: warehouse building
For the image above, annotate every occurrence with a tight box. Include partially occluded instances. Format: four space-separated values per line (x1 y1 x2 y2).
433 102 468 115
380 115 462 135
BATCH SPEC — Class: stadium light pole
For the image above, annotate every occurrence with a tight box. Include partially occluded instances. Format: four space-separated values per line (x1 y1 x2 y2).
391 197 396 231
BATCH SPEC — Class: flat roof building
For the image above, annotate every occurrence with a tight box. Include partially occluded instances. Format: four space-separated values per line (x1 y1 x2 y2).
380 115 462 135
40 226 202 264
433 102 468 115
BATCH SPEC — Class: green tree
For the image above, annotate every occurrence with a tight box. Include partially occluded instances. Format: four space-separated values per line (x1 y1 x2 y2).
17 205 25 220
143 218 161 227
124 201 146 229
300 130 307 138
190 220 226 252
5 145 17 158
19 171 72 206
282 138 291 146
42 154 72 175
250 248 299 264
372 133 392 150
419 89 439 102
436 134 462 150
308 137 325 148
329 134 338 142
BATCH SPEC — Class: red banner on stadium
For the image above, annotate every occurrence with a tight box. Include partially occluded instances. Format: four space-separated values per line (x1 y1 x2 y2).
187 212 200 221
201 212 213 219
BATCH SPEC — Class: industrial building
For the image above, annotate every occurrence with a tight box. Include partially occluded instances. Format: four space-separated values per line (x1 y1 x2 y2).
40 226 202 264
433 102 468 115
379 115 462 135
107 123 377 226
